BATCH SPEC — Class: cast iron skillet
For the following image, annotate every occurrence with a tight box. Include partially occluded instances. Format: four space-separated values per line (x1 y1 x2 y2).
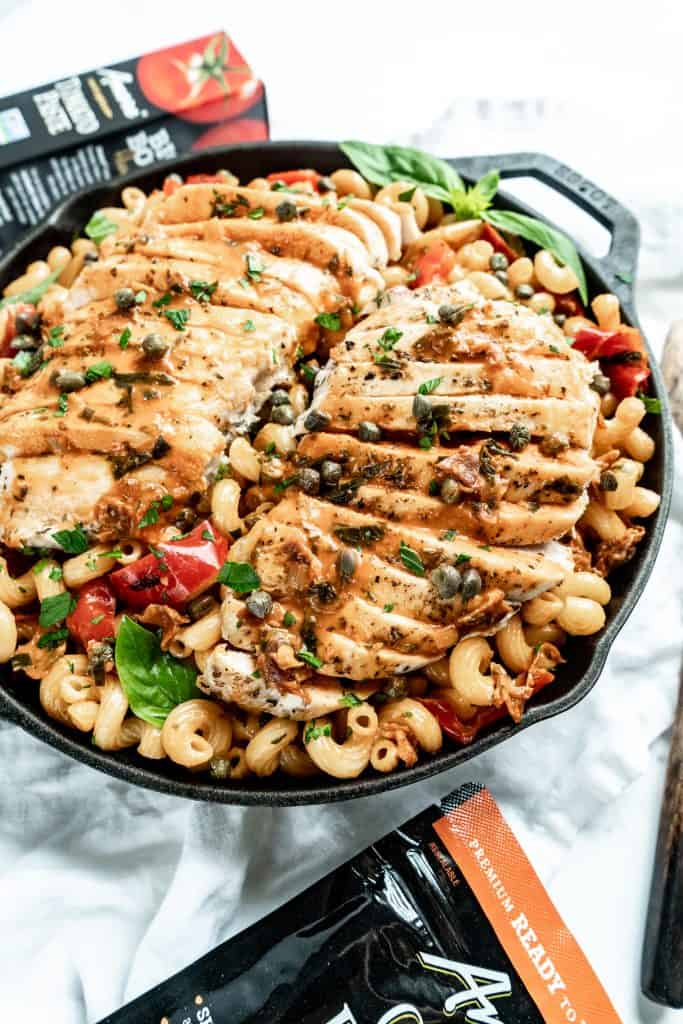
0 142 673 804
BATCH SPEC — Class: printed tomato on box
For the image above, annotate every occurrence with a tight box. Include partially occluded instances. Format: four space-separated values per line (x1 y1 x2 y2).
137 33 262 124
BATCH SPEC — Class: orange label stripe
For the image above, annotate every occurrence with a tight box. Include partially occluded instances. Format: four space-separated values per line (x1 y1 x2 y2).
434 788 623 1023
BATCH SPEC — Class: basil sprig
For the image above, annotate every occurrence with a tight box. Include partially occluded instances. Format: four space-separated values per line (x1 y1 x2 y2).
115 616 199 728
340 141 588 301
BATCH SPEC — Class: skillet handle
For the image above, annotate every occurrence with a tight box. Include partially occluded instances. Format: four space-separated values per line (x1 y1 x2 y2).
452 151 639 302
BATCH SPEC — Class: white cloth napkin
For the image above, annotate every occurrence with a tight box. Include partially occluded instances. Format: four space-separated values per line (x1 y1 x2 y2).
1 86 683 1022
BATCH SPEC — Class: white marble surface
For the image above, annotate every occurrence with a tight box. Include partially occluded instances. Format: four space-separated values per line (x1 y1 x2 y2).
1 2 682 1020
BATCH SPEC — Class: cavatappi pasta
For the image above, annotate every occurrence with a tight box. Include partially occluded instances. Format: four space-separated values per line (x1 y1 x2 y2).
0 150 662 785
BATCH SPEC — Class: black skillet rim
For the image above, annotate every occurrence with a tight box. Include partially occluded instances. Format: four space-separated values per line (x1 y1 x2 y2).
0 141 673 804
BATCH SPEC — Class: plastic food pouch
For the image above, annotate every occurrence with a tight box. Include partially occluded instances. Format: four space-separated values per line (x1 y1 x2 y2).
99 783 622 1023
0 31 268 257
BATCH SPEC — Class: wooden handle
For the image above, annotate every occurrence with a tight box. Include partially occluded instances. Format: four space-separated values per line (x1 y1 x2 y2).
642 664 683 1006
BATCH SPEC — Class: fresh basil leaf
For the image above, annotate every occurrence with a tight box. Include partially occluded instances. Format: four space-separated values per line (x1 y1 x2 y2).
483 209 588 303
0 265 63 311
297 648 323 670
451 169 500 219
115 616 198 728
418 377 443 395
218 561 260 593
39 592 76 628
339 140 462 203
85 211 119 246
52 524 89 554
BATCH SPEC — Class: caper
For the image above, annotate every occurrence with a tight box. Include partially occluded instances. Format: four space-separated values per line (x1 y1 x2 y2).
276 200 298 223
83 250 99 265
440 478 461 504
210 758 230 780
338 546 360 579
9 334 38 351
515 284 534 300
431 564 462 600
494 269 509 285
297 467 320 495
461 567 482 602
438 303 460 325
553 313 567 327
187 593 215 621
114 287 137 310
53 369 86 392
412 393 432 422
271 404 294 426
246 590 273 619
509 423 531 451
88 640 113 682
599 470 619 492
358 420 382 443
271 388 290 406
304 409 330 432
317 176 335 194
320 459 342 485
141 333 169 359
14 310 40 335
590 372 611 396
539 432 569 456
490 252 509 272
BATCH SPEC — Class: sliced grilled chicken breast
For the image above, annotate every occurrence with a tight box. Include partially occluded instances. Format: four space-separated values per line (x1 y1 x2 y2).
0 184 389 548
201 285 601 706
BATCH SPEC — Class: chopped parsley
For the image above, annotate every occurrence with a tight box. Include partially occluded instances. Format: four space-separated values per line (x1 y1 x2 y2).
638 393 662 414
201 529 215 542
163 308 190 331
119 327 131 349
443 530 457 541
399 540 425 576
52 524 89 554
37 627 69 650
283 611 297 628
425 313 438 324
90 614 105 625
248 206 265 220
47 325 65 348
152 292 172 309
340 692 362 708
297 648 323 669
55 393 69 417
39 592 76 629
138 494 173 529
84 211 118 246
245 253 264 282
85 361 113 383
304 723 332 743
217 561 260 593
315 312 341 331
455 553 472 565
383 603 395 612
243 319 256 333
189 280 218 302
398 186 417 202
418 377 443 395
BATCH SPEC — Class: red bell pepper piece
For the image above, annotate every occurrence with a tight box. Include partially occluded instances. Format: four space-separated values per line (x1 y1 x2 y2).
162 175 183 196
0 302 37 357
266 169 321 188
480 221 518 265
554 293 585 318
421 670 554 745
109 520 229 611
574 324 650 399
66 579 117 647
410 240 456 288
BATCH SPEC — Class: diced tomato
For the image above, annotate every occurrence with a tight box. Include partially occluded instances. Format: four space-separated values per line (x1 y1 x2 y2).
573 324 650 398
554 293 585 318
66 579 117 647
421 672 554 745
410 240 456 288
0 301 36 356
480 222 519 264
109 520 229 610
266 169 321 188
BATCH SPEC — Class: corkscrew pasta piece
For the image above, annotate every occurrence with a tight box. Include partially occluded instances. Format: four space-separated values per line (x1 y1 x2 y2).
212 747 250 780
507 257 535 290
304 704 378 779
591 293 621 332
34 559 65 601
370 737 401 773
375 182 429 229
62 545 119 589
623 426 656 463
556 596 606 636
279 743 319 778
448 637 496 718
329 168 372 199
161 699 232 769
229 437 261 483
245 719 298 776
0 557 37 608
424 657 451 687
623 486 661 519
466 271 509 299
211 478 243 535
522 591 564 626
93 678 142 751
378 699 442 754
0 600 17 664
534 249 579 294
459 240 494 271
495 615 534 675
523 622 567 647
580 501 627 542
593 396 645 454
601 459 642 511
556 571 611 605
168 605 222 659
39 655 89 727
